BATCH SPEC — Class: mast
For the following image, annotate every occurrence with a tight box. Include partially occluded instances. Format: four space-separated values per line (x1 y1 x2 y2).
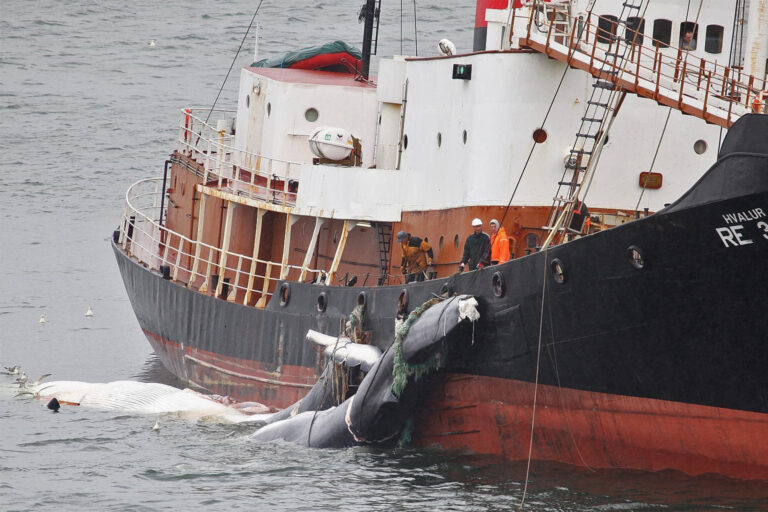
744 0 768 84
360 0 377 79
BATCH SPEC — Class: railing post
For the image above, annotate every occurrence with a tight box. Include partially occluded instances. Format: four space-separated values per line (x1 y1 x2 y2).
189 190 207 288
257 262 273 308
173 235 183 282
245 209 266 305
215 200 234 298
300 217 326 282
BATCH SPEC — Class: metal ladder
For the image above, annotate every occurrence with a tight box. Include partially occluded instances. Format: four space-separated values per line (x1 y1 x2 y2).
542 0 646 247
374 222 392 285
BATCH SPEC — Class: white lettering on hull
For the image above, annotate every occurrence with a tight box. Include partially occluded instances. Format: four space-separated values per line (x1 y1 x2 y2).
715 207 768 247
721 208 766 224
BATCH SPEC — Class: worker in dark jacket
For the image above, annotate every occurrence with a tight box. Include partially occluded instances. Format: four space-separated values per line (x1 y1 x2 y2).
397 231 434 282
459 218 490 272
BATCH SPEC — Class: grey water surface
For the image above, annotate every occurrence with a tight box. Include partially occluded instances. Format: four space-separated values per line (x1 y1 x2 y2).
2 1 767 510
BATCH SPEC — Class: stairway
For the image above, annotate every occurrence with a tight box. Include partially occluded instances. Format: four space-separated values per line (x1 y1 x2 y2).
375 222 392 285
517 0 764 129
542 0 644 242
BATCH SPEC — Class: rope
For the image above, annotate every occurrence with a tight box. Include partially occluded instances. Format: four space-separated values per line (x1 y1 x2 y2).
204 0 264 125
307 303 365 446
518 248 549 510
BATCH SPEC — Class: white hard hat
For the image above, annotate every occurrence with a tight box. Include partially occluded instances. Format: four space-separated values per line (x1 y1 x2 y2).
471 218 482 227
490 219 499 227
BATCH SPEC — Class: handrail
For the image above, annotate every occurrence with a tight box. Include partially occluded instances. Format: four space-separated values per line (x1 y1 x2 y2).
178 108 304 206
118 178 324 307
118 179 405 307
514 1 766 127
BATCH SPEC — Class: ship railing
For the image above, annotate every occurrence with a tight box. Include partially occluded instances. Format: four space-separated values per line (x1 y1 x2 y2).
177 108 302 207
513 1 767 126
118 178 325 307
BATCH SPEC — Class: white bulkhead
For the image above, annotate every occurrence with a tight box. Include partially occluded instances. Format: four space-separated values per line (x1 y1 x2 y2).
233 0 754 219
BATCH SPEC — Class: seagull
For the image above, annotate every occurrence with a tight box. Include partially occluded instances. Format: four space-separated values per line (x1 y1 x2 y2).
39 315 47 324
3 365 20 375
85 307 94 317
17 373 51 389
438 38 456 57
15 372 28 387
153 420 160 431
148 40 156 47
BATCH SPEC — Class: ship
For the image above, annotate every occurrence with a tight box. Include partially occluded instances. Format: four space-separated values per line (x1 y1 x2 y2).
112 0 768 479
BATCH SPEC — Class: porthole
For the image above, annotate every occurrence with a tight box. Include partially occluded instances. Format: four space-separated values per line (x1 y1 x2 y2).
627 245 645 269
462 129 468 144
437 132 442 147
532 128 547 143
267 102 272 117
454 234 460 249
403 134 409 149
317 292 327 312
279 282 290 306
246 94 250 108
439 235 445 251
550 258 566 284
305 108 319 122
492 271 505 298
694 139 707 155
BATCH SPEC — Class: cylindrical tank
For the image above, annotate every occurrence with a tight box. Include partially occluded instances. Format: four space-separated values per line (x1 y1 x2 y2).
308 127 354 161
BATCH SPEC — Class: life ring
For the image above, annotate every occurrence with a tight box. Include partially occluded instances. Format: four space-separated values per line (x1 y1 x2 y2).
752 90 767 114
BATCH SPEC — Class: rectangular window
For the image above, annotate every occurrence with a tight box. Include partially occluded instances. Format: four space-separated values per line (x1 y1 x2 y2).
597 15 618 44
625 17 645 45
680 21 698 51
652 19 672 48
705 25 724 54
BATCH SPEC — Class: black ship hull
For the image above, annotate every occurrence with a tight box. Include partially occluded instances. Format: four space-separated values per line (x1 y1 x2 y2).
114 115 768 478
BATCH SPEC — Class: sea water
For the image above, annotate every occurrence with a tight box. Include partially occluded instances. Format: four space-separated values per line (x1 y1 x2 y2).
2 1 768 510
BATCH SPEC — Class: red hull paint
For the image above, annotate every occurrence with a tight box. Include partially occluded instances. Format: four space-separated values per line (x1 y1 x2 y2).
143 330 318 409
413 374 768 480
142 330 768 480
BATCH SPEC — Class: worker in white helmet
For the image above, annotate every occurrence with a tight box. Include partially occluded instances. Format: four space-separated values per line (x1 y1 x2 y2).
458 218 490 272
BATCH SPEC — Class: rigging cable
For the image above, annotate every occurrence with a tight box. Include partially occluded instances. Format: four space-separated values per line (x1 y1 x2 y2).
631 0 703 212
633 107 672 212
401 0 404 54
413 0 419 56
496 1 598 231
720 0 745 154
204 0 264 125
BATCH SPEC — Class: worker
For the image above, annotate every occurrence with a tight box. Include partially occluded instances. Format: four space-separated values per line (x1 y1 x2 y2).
396 231 434 282
489 219 510 265
458 218 490 272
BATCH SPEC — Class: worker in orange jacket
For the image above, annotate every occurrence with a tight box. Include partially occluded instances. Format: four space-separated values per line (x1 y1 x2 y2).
489 219 510 265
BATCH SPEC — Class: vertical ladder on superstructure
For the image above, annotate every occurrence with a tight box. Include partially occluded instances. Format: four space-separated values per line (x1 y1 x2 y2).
374 222 392 285
542 0 645 245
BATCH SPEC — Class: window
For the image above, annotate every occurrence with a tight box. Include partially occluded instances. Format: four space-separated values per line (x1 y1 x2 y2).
679 22 698 51
705 25 724 54
597 15 619 44
652 19 672 48
625 17 645 45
